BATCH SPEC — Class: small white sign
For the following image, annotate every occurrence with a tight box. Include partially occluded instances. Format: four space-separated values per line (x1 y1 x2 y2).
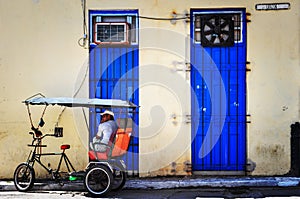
255 3 290 11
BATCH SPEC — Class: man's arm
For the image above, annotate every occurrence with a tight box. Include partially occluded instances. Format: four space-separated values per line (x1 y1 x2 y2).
96 123 104 139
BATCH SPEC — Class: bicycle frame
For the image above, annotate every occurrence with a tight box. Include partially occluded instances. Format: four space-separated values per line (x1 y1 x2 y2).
26 133 76 180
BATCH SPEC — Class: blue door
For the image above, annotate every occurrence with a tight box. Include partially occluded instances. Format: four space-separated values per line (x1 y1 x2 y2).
190 9 247 171
89 10 139 176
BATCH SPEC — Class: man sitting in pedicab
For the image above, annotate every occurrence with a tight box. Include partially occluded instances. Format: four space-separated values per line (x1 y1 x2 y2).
90 110 118 153
89 109 131 160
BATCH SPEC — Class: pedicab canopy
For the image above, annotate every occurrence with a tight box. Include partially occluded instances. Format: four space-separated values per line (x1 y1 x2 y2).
23 95 137 148
23 96 138 109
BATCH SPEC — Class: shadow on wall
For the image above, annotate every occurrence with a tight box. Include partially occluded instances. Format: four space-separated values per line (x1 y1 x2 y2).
286 122 300 176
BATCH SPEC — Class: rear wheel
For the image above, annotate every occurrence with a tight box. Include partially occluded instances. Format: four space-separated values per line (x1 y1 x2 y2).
84 164 113 196
111 163 126 191
14 163 35 192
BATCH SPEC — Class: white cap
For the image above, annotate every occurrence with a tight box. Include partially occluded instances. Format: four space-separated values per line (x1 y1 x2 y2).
100 110 114 117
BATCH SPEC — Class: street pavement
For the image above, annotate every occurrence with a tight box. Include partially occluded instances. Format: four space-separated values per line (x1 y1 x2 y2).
1 176 300 191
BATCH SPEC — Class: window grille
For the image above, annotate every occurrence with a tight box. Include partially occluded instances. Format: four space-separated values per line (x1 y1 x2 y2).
94 23 129 44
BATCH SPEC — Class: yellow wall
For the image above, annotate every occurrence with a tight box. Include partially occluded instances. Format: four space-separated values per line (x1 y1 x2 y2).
0 0 299 178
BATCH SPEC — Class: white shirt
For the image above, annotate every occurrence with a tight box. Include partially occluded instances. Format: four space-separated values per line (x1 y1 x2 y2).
96 120 118 145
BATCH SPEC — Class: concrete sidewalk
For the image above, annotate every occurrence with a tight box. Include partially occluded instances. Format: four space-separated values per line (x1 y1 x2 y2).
126 176 300 189
1 176 300 191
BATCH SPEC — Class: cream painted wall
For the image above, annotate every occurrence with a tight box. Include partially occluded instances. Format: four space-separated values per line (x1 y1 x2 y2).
246 1 300 175
0 0 89 178
0 0 299 178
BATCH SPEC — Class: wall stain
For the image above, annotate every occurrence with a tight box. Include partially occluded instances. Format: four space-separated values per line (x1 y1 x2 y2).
0 132 8 140
256 144 285 159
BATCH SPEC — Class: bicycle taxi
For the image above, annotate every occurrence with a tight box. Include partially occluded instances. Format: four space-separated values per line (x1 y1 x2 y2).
13 94 137 196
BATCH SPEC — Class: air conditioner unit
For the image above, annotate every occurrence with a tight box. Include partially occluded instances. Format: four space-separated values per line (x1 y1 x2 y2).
94 22 129 45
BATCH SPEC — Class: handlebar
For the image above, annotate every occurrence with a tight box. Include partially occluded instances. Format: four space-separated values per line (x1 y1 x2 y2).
29 131 56 139
28 126 63 146
29 131 56 146
27 144 47 147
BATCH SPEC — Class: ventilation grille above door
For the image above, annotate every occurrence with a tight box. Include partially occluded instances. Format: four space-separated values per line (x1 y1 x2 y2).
200 14 234 47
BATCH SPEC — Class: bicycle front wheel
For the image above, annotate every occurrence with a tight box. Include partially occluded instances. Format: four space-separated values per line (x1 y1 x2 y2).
14 163 35 192
84 165 113 196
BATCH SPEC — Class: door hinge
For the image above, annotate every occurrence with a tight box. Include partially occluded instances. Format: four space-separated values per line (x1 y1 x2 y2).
170 113 192 124
246 61 251 72
173 61 191 72
246 114 251 123
246 12 251 23
185 114 192 124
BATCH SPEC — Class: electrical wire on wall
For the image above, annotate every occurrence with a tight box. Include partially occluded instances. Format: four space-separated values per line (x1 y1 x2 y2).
139 15 189 22
57 0 90 128
74 2 191 128
55 60 89 127
78 0 88 48
77 1 190 48
138 9 190 24
55 0 90 131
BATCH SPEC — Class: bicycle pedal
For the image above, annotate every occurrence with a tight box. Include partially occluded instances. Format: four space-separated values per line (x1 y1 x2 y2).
47 163 52 172
51 170 58 179
70 170 85 177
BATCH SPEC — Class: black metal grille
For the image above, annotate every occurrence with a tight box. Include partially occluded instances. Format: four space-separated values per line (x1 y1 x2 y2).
194 13 243 47
200 14 234 47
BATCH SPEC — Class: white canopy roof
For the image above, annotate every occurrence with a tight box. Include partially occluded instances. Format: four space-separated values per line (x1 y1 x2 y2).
23 97 137 108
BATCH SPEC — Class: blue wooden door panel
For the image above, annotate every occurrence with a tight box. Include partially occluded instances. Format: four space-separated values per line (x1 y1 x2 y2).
89 9 139 176
89 45 139 175
191 8 247 171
